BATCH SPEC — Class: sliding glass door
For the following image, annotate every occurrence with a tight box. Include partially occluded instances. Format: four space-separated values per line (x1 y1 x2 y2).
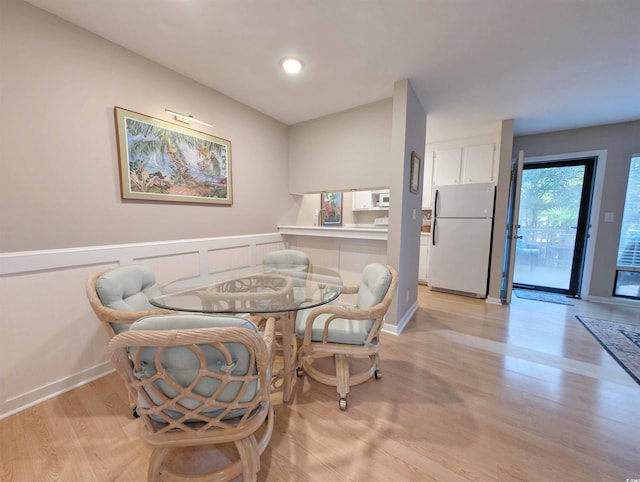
512 158 595 295
615 154 640 298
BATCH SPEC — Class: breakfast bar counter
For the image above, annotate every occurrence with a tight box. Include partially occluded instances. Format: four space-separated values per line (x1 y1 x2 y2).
277 225 388 241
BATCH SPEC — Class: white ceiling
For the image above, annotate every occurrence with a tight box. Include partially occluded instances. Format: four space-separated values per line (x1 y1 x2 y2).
24 0 640 136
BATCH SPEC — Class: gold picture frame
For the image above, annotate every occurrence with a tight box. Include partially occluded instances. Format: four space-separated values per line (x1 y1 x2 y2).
114 106 232 205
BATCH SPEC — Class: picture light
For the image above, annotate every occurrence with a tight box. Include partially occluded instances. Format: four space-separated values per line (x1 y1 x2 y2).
165 109 213 128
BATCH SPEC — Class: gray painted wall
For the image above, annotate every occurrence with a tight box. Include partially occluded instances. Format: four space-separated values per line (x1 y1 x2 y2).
513 120 640 298
387 80 426 326
1 0 294 252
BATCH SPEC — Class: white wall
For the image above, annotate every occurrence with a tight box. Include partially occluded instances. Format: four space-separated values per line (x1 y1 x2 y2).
426 116 502 144
289 99 393 193
0 0 294 252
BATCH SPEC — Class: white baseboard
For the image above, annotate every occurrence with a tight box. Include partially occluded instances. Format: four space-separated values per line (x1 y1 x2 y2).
1 362 113 421
382 301 418 336
588 295 640 308
486 297 503 305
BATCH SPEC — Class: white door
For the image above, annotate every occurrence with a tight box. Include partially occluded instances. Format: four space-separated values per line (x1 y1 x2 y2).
502 150 525 303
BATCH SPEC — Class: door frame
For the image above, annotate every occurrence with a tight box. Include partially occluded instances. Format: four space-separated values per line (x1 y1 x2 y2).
501 151 524 303
515 157 595 295
503 149 607 301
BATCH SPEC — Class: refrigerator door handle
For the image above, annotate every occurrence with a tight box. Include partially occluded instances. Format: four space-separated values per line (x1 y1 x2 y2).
434 189 440 218
432 218 437 246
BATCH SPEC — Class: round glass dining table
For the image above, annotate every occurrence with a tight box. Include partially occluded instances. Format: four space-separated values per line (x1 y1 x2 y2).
149 264 343 402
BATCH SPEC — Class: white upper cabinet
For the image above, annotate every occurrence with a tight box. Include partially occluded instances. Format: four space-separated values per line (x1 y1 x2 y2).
431 143 496 188
352 190 373 210
462 143 495 184
352 190 390 211
432 147 463 186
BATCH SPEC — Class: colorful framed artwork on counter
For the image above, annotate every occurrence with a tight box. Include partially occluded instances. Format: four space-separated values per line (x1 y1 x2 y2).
321 192 343 226
114 106 232 205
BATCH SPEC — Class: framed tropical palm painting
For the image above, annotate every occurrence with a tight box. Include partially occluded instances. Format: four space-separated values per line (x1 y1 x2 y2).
114 107 232 205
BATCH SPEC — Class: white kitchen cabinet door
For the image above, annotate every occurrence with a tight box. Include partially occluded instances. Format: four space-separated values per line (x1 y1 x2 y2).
432 147 462 186
352 190 372 210
418 234 430 283
462 143 495 184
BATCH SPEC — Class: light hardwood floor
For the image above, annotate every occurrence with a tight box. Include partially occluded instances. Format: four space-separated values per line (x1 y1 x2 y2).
2 286 640 481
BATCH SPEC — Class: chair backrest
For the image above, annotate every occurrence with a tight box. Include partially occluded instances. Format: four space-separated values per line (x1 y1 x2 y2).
86 265 172 336
264 250 311 305
96 265 159 311
356 263 394 309
108 314 271 445
264 250 310 283
264 249 309 269
356 264 397 341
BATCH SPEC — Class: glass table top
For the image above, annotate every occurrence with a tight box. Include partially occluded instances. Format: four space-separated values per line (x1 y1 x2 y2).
150 265 343 314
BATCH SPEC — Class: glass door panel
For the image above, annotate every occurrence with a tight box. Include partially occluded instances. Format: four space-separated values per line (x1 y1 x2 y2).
513 159 594 295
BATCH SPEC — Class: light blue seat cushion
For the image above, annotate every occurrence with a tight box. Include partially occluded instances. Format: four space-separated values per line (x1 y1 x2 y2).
95 265 161 334
264 250 310 305
129 314 260 421
295 264 391 345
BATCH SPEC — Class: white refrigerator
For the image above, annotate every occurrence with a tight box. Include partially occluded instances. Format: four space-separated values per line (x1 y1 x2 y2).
429 182 495 298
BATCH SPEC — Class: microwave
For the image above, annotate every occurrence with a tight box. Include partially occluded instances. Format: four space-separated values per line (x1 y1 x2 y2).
377 192 390 207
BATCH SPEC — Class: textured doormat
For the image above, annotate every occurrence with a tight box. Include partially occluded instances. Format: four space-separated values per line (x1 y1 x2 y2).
513 289 574 305
576 316 640 385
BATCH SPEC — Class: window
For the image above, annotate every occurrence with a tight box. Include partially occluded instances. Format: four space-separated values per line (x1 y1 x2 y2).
615 154 640 297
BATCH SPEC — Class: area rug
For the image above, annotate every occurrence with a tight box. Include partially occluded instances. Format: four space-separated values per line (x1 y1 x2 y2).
576 316 640 385
513 289 574 305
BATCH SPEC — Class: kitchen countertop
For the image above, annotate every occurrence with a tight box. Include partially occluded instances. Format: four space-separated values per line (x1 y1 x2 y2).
277 225 388 241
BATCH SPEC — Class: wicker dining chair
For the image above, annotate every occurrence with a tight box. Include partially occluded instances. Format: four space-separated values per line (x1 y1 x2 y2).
295 263 398 410
86 265 175 338
108 314 275 482
87 265 176 416
249 249 313 356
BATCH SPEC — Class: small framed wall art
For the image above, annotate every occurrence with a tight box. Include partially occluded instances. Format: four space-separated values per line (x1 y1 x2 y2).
410 151 421 194
114 106 232 205
321 192 343 226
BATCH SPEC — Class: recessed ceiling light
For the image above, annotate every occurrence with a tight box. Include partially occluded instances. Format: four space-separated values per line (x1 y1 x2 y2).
281 57 303 74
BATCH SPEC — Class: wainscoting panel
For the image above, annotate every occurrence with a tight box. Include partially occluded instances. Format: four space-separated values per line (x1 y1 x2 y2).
0 233 284 419
208 245 252 272
135 251 201 285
